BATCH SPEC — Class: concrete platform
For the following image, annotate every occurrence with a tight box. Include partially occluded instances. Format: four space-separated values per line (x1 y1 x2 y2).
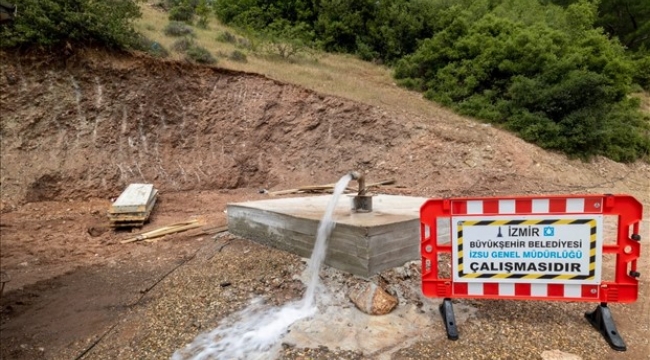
227 194 440 277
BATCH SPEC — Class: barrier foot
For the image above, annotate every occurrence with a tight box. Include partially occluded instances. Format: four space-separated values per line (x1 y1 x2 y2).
585 303 626 351
439 298 459 340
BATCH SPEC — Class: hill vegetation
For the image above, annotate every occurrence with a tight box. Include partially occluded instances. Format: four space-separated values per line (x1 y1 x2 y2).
0 0 141 48
1 0 649 162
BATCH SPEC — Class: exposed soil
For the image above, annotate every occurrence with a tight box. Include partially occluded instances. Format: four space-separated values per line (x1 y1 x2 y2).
1 49 648 360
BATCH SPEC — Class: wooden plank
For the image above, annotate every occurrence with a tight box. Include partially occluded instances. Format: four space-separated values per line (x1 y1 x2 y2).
200 224 229 235
110 220 145 228
268 180 396 196
121 220 200 243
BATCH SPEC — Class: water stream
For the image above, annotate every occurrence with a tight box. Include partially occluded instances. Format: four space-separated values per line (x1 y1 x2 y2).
172 174 353 360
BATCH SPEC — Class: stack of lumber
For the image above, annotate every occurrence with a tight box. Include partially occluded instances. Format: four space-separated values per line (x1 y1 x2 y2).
108 183 158 228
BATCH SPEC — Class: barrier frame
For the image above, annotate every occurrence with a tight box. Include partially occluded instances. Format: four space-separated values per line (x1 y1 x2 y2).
420 194 643 351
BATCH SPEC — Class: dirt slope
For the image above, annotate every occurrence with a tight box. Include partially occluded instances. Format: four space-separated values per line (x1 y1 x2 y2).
0 50 648 360
2 50 647 210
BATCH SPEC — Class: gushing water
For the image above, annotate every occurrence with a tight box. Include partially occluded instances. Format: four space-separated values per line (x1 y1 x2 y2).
172 174 353 360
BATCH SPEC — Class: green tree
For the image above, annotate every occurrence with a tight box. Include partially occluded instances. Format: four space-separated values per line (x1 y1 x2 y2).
364 0 437 63
544 0 650 50
395 2 649 161
261 18 314 59
214 0 277 30
597 0 650 50
0 0 142 48
314 0 376 54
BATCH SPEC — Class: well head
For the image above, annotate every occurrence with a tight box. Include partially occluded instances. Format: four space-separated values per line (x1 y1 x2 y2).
352 195 373 213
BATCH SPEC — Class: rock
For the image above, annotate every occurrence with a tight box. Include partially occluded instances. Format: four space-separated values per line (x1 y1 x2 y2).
87 224 109 237
541 350 582 360
348 282 398 315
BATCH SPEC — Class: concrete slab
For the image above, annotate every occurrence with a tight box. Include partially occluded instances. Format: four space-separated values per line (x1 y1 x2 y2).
109 183 158 227
227 194 449 277
110 183 157 213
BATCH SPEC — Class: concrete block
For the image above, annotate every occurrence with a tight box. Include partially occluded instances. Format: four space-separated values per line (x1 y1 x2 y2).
227 194 449 277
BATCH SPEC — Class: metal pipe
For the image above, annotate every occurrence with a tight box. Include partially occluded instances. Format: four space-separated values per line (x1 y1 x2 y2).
348 171 366 195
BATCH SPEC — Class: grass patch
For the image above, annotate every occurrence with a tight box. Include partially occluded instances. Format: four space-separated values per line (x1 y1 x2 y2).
134 4 452 116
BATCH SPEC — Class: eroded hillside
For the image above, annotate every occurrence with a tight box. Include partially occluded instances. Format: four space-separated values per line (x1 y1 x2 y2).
1 50 648 210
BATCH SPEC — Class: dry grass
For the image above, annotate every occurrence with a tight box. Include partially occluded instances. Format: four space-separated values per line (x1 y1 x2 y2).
135 2 458 121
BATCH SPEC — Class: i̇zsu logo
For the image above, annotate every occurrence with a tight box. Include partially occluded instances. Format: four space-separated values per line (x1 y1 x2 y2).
543 226 555 237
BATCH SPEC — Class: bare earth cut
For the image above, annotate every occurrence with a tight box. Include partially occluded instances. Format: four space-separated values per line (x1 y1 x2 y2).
0 50 648 360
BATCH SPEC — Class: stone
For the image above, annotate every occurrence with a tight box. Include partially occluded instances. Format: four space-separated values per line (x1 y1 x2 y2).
348 282 398 315
87 224 109 237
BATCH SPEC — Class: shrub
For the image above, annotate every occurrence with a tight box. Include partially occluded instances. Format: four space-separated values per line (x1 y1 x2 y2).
237 37 253 50
169 0 195 23
216 31 237 44
132 35 170 58
171 37 194 52
260 19 313 60
164 21 195 37
229 50 248 62
185 45 216 64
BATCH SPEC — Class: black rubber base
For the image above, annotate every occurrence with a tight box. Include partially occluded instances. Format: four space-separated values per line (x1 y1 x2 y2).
585 303 626 351
439 298 459 340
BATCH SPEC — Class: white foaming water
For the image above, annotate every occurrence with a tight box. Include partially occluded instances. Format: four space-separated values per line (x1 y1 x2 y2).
172 174 353 360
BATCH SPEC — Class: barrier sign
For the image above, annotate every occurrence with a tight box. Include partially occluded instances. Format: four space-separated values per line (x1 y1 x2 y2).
454 216 603 283
420 194 643 351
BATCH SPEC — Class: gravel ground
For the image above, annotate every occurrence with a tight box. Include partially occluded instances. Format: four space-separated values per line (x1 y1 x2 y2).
54 230 648 360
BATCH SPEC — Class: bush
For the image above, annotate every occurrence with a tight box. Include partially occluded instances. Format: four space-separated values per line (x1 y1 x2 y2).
185 45 216 64
169 0 195 23
164 21 195 37
0 0 141 49
260 19 313 60
132 35 170 58
216 31 237 44
229 50 248 62
171 37 194 52
237 37 253 50
170 38 216 65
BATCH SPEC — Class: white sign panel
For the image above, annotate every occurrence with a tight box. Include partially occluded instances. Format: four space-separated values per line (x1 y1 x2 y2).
452 215 603 284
